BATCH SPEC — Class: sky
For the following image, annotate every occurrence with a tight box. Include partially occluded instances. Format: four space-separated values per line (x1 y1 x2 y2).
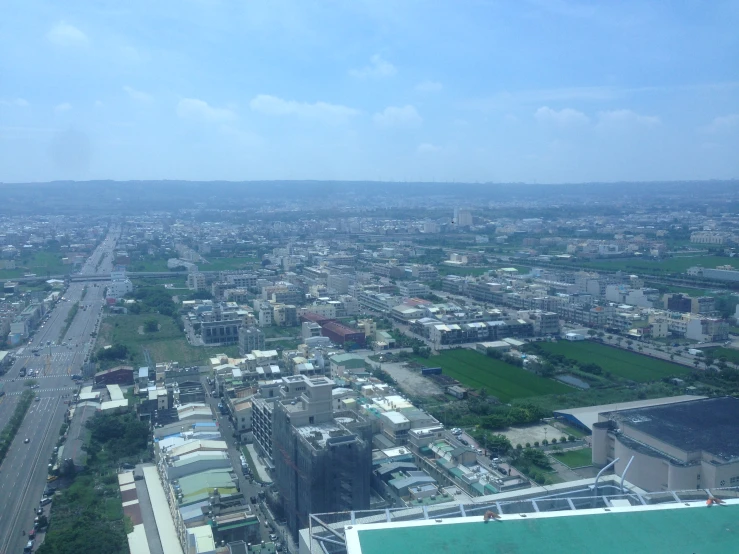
1 0 738 184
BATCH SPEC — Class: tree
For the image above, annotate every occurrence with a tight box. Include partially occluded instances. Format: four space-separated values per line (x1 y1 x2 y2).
144 319 159 333
568 435 575 442
533 441 540 447
37 514 48 529
551 437 557 444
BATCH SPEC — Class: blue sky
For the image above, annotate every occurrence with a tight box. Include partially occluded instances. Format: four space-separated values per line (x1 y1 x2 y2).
1 0 738 183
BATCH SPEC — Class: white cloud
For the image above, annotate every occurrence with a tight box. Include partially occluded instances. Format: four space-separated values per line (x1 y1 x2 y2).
597 109 660 127
249 94 359 121
416 81 443 92
417 143 441 154
0 98 29 107
123 86 153 103
177 98 237 122
349 55 397 79
534 106 590 126
373 105 422 128
54 102 72 113
47 21 89 47
701 114 739 133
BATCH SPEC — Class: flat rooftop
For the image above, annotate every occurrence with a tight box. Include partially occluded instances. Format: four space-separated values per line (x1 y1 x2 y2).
346 500 739 554
606 396 739 459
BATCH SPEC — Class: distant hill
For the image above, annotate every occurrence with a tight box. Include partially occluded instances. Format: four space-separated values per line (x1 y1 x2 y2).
1 179 737 214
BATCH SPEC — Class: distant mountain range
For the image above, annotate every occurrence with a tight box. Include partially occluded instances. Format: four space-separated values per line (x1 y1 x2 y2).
1 179 737 214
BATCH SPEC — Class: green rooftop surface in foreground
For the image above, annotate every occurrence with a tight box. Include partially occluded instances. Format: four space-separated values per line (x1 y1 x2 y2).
353 503 739 554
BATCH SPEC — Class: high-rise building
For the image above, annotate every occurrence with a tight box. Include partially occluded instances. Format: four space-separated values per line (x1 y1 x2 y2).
238 325 265 355
454 208 473 227
272 375 371 538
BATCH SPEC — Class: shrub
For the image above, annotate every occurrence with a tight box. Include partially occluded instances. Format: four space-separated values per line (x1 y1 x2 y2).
525 442 531 448
551 437 557 444
568 435 575 442
533 441 540 447
561 436 567 443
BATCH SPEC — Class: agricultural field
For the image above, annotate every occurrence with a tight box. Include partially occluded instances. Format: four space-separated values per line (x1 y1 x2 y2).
537 341 689 382
551 255 738 276
552 448 593 468
200 256 259 271
413 349 572 402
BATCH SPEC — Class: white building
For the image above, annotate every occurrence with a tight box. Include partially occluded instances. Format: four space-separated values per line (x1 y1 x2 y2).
187 271 207 291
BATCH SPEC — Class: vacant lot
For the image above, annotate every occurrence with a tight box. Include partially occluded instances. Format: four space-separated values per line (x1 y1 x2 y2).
538 341 689 382
413 349 572 402
552 448 593 468
96 313 238 368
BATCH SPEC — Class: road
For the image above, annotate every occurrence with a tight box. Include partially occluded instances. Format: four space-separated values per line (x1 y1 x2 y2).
198 376 292 551
0 229 119 554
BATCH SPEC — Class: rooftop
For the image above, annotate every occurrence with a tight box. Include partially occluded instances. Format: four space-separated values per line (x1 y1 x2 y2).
346 499 739 554
553 394 705 431
606 396 739 459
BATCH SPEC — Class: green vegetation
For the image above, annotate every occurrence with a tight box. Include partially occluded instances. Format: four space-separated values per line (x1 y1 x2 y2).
551 255 738 276
532 341 689 382
552 448 593 468
704 347 739 365
143 318 159 333
201 256 259 271
0 250 72 279
38 412 151 554
414 349 572 402
0 390 34 464
262 326 299 338
94 313 239 368
60 302 79 342
510 447 558 484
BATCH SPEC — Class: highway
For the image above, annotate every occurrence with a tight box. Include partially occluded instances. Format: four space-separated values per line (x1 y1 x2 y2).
0 229 118 554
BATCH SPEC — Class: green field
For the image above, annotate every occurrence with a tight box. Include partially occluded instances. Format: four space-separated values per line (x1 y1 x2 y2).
414 349 572 402
537 341 689 382
200 257 259 271
96 313 238 368
552 447 593 468
704 347 739 364
0 251 72 278
551 255 738 276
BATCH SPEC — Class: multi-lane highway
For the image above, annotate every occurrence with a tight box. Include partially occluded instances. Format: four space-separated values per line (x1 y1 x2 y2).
0 229 118 554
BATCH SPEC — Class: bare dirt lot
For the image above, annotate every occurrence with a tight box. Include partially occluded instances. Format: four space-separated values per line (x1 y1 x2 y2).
381 362 444 397
499 423 564 447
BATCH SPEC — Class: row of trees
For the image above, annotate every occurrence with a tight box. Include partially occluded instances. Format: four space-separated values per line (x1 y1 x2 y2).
0 390 34 464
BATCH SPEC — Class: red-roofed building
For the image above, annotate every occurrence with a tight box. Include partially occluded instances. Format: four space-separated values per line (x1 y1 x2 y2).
321 321 366 347
299 312 336 326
